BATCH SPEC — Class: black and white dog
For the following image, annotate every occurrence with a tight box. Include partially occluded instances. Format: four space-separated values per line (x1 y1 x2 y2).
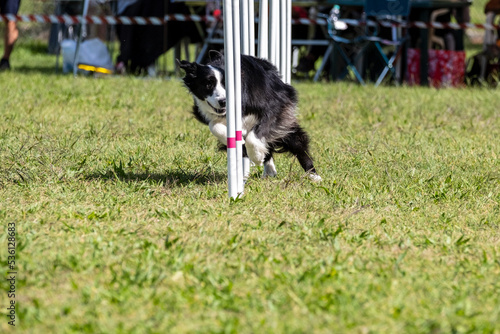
178 53 321 181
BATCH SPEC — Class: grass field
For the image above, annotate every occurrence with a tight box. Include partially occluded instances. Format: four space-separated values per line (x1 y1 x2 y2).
1 29 500 334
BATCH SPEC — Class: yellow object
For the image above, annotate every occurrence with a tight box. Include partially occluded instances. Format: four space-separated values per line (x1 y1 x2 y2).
77 64 113 74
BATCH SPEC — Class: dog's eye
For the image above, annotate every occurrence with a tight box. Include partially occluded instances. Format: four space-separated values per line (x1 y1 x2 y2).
206 83 214 90
206 77 217 90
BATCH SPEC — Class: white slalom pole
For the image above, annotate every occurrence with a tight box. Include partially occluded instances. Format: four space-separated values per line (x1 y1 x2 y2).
280 0 287 80
285 0 292 84
275 1 281 69
241 0 252 182
248 0 256 56
241 0 249 55
233 1 244 195
223 0 238 199
269 0 279 68
258 0 269 59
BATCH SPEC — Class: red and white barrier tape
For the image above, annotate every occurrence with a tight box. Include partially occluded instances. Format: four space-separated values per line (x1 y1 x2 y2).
342 18 500 31
0 13 217 25
1 14 499 31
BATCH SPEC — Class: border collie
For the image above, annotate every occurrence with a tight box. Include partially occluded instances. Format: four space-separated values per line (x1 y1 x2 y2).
178 53 321 181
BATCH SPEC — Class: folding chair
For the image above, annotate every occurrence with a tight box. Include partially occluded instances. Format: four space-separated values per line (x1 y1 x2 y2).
319 6 368 84
363 0 411 86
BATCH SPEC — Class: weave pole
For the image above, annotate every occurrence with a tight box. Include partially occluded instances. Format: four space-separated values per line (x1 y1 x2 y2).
241 0 254 182
224 0 291 198
248 0 256 56
223 0 238 199
223 0 245 198
233 1 244 195
285 0 292 84
280 0 287 80
258 0 269 59
267 0 291 81
269 0 280 69
279 0 287 82
241 0 249 55
241 0 256 56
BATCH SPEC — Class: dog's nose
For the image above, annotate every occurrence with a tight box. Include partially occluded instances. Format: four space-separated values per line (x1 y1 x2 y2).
218 99 226 108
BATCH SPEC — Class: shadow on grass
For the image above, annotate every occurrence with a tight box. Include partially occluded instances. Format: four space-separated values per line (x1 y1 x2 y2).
14 66 61 76
84 169 227 187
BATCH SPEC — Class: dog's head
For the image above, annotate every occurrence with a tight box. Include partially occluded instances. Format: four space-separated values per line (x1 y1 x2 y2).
177 59 227 116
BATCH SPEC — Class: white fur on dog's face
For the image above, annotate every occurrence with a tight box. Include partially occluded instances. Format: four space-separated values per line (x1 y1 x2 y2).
192 66 227 121
206 66 226 111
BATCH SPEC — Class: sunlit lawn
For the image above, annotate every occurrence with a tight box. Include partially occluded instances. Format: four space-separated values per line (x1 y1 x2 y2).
0 33 499 334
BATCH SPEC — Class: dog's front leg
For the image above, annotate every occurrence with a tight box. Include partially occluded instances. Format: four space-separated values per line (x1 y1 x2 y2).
208 120 228 146
210 120 247 147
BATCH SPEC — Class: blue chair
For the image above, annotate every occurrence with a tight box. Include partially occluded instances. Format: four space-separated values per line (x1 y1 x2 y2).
364 0 412 86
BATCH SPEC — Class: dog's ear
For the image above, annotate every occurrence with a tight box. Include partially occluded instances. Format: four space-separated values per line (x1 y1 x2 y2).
208 50 224 62
176 59 197 76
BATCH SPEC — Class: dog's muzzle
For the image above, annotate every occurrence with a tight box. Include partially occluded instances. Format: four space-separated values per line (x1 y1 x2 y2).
209 100 226 115
215 99 226 114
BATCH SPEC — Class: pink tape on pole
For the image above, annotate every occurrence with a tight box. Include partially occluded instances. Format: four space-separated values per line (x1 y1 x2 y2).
227 137 236 149
236 131 243 141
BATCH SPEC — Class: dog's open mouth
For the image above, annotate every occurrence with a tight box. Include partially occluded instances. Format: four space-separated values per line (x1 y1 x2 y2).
208 102 226 115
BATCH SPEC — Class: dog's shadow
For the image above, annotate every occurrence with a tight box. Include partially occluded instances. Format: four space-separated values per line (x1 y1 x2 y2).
84 168 226 187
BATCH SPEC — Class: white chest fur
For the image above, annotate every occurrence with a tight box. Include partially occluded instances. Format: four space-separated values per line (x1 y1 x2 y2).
194 97 221 124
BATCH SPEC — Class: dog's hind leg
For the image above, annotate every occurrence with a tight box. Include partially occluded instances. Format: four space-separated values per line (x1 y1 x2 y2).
282 126 321 181
245 130 268 166
263 153 277 178
242 145 253 182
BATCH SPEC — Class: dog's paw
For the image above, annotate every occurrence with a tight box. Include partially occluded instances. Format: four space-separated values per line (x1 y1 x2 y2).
262 170 278 178
262 158 278 178
262 167 277 178
308 173 322 182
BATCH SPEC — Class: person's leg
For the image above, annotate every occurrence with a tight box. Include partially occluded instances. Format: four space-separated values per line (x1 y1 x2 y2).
3 20 19 60
1 0 21 69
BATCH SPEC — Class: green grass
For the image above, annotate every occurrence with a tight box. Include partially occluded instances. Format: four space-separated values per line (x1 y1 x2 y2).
1 39 500 333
